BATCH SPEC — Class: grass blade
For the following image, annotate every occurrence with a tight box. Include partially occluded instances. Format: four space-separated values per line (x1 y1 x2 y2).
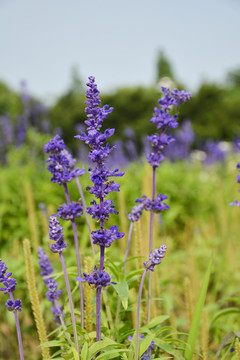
184 257 212 360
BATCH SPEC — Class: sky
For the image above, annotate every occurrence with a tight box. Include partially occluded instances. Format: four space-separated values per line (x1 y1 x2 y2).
1 0 240 103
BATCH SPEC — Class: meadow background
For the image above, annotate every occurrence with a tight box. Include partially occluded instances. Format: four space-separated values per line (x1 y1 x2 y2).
1 1 240 359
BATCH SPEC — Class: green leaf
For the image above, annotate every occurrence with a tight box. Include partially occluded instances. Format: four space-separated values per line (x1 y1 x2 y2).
210 308 240 327
87 338 117 359
72 346 79 360
81 342 88 360
154 338 184 359
143 315 169 329
41 340 64 347
184 257 212 360
139 334 155 357
112 279 129 310
96 349 131 359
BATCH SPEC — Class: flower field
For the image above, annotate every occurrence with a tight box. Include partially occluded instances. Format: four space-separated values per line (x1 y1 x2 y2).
0 79 240 360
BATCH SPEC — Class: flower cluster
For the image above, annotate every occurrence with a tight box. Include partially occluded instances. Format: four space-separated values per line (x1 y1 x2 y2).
38 247 64 323
49 216 67 253
230 142 240 207
77 265 114 290
75 76 124 203
57 202 83 220
143 245 167 272
44 134 85 185
75 76 124 290
0 259 22 312
128 194 169 222
147 87 192 167
91 226 124 248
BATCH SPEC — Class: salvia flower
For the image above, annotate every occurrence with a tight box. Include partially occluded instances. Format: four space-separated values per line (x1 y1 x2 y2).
75 76 124 205
0 278 17 294
0 259 21 312
128 203 145 222
38 247 54 279
0 259 12 282
45 135 85 185
49 216 67 253
147 87 192 168
77 265 114 290
136 194 169 213
91 226 124 247
143 245 167 272
5 299 22 312
57 202 83 220
38 247 64 323
87 199 118 221
230 142 240 207
45 278 62 302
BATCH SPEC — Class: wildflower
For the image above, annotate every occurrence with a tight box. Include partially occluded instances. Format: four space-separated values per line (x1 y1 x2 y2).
144 245 167 272
44 134 85 185
57 202 83 220
38 247 64 323
230 142 240 207
147 87 192 168
91 226 124 247
77 265 114 289
75 76 124 342
49 216 67 253
5 299 22 312
38 247 54 279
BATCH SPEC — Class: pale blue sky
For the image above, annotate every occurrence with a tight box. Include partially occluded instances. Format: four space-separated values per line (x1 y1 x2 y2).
1 0 240 103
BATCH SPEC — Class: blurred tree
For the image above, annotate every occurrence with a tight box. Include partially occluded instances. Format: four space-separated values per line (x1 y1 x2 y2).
0 81 21 116
227 68 240 88
156 50 175 82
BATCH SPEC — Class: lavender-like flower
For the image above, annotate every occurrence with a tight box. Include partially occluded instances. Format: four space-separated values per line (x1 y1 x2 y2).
49 216 67 253
0 259 24 359
143 245 167 272
45 135 85 185
38 247 64 323
146 87 191 324
5 299 22 312
47 219 79 352
75 76 124 342
44 134 87 328
135 246 167 360
57 202 83 220
77 265 115 289
147 87 192 168
230 142 240 207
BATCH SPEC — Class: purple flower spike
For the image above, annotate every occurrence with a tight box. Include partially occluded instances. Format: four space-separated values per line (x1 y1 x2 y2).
77 265 114 289
230 143 240 207
57 202 83 220
44 134 66 154
143 245 167 272
5 299 22 312
91 226 124 247
0 259 12 282
0 278 17 294
45 135 85 185
49 216 67 253
46 278 62 301
38 247 54 278
147 87 192 168
128 203 145 222
38 247 64 323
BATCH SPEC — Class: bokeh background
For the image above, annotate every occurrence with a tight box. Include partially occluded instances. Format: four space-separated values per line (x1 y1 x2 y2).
1 1 240 359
